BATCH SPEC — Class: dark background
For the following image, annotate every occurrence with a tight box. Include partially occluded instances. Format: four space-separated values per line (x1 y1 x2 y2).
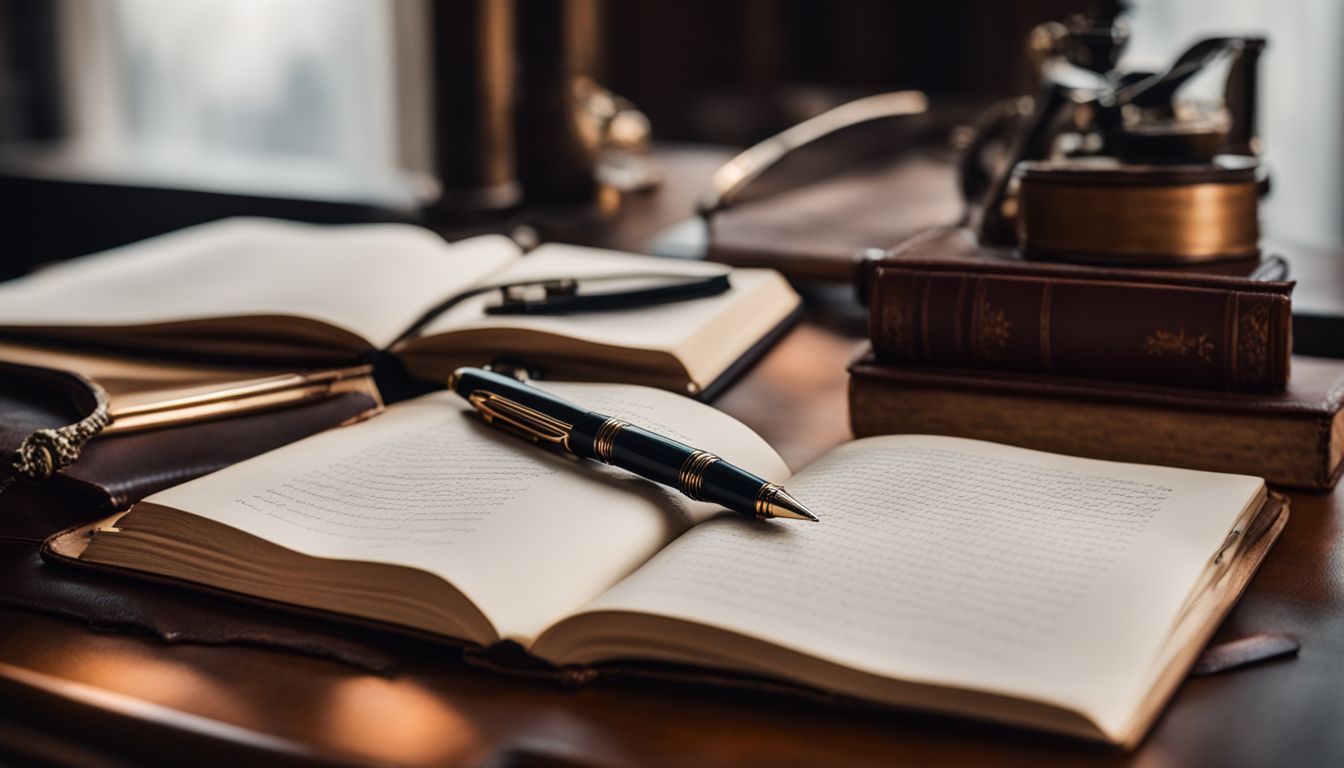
601 0 1092 144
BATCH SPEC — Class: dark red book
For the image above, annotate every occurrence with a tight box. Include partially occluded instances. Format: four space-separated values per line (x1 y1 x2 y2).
868 237 1294 392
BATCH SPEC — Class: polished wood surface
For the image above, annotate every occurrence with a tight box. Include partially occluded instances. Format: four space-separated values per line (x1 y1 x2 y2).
1 148 1342 767
1 320 1341 767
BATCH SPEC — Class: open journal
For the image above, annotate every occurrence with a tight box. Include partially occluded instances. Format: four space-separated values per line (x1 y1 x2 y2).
47 381 1284 747
0 218 800 397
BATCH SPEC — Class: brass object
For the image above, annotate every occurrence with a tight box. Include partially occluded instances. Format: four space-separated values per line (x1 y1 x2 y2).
6 375 110 489
105 368 379 434
1013 158 1260 265
593 417 628 464
752 482 813 521
754 483 781 520
753 483 818 521
967 10 1268 251
467 390 574 452
678 450 720 501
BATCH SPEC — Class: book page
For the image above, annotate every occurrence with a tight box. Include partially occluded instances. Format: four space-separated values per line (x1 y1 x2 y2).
140 382 789 645
554 435 1262 734
400 243 798 389
0 218 520 349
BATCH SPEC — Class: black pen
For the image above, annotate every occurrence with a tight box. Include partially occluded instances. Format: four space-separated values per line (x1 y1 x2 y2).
450 367 818 522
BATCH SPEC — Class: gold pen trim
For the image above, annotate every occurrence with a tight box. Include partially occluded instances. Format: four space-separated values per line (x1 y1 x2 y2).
754 483 784 520
593 417 629 463
467 390 574 452
678 450 720 501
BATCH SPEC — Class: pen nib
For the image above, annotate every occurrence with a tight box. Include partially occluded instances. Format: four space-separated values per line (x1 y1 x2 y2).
761 487 819 522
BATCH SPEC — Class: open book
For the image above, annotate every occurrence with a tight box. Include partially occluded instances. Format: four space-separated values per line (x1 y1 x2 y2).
0 218 800 397
49 382 1283 747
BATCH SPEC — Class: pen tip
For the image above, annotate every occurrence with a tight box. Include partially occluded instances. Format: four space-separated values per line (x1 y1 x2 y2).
764 488 819 522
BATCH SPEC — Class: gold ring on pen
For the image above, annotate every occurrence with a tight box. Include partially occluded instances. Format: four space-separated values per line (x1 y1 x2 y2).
679 450 720 501
594 418 629 463
755 483 784 520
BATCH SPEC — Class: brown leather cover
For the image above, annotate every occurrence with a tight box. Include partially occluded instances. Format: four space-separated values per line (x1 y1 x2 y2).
869 246 1294 393
849 354 1344 489
0 351 383 512
0 361 384 670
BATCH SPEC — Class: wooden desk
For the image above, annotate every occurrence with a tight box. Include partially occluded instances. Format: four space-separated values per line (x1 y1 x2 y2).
1 318 1341 767
1 148 1341 767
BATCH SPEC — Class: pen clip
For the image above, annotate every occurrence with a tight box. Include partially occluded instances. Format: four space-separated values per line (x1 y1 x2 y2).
467 390 574 452
485 273 730 315
497 279 579 309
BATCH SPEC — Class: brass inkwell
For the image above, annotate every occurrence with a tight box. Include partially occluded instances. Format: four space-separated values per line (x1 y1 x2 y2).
965 12 1269 267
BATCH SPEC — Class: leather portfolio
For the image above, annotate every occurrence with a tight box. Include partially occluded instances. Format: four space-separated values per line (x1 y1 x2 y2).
0 358 384 664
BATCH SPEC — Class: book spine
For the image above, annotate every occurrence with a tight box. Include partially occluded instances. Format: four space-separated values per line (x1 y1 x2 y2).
868 267 1291 392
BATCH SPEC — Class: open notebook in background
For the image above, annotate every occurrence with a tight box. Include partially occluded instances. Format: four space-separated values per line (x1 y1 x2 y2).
0 218 802 398
47 380 1285 747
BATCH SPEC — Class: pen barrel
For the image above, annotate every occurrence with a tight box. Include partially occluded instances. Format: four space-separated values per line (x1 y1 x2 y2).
579 422 765 515
451 368 768 516
454 368 589 424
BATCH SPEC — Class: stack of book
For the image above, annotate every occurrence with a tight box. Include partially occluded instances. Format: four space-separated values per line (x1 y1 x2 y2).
850 227 1344 489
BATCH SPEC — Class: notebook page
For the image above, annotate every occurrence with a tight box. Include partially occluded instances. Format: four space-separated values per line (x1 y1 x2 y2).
0 218 520 349
140 382 789 644
569 434 1262 733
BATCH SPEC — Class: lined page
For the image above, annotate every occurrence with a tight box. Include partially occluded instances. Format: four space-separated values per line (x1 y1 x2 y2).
140 382 788 644
567 435 1262 733
0 218 520 349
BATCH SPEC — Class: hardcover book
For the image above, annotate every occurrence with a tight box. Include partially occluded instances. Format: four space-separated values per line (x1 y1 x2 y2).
850 353 1344 490
867 230 1294 392
46 380 1284 747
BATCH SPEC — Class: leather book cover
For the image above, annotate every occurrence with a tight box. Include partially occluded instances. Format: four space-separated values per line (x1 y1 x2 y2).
0 358 383 513
0 361 389 675
849 354 1344 489
868 250 1295 393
